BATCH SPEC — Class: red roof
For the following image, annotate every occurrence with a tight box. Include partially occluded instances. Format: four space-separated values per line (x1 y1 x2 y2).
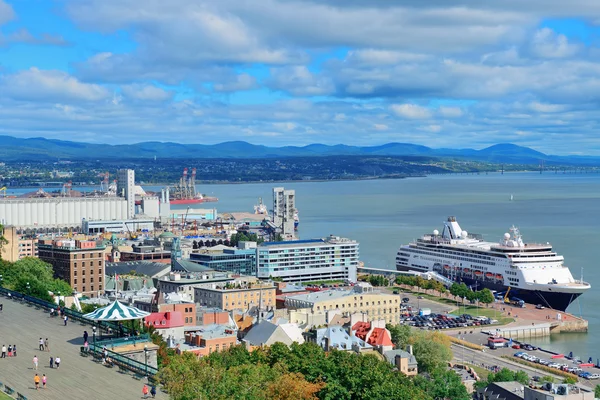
352 321 371 340
368 328 393 347
145 311 184 329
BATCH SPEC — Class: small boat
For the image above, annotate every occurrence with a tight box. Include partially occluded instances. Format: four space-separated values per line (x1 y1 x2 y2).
485 272 494 278
496 274 503 280
463 268 471 273
443 265 450 270
475 271 483 276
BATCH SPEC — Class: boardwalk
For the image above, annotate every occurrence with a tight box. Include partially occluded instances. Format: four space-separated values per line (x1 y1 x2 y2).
0 297 159 399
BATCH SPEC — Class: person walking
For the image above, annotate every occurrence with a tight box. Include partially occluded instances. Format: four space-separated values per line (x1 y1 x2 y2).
33 355 38 370
13 344 16 357
64 315 68 326
34 374 40 390
55 356 60 369
150 385 157 398
44 338 49 352
83 330 88 343
84 340 89 353
39 338 44 351
42 374 47 389
1 345 5 358
49 356 53 368
142 384 149 399
7 345 12 357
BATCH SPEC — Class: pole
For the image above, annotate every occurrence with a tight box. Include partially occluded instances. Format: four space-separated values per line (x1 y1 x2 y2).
144 344 148 377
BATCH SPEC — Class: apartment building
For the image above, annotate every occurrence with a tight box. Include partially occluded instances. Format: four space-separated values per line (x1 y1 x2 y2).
256 236 359 283
284 285 401 324
0 226 38 262
194 282 276 311
37 238 106 298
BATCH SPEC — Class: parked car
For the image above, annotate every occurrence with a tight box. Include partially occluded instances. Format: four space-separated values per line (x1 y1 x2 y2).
536 304 545 309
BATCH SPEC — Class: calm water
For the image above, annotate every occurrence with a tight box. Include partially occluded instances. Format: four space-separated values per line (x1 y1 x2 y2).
7 172 600 356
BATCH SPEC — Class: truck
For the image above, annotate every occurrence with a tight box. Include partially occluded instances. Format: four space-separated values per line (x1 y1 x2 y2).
510 298 526 308
419 308 431 316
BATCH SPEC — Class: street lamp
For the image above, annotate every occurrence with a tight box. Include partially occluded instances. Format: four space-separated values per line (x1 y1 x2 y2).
26 282 31 296
144 344 148 377
0 274 3 287
92 326 97 351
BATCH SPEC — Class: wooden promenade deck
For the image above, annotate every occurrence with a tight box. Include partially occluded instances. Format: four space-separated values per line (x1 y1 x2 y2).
0 298 158 399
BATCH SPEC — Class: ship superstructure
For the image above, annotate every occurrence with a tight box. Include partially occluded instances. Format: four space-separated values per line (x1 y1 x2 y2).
396 216 590 311
169 168 218 205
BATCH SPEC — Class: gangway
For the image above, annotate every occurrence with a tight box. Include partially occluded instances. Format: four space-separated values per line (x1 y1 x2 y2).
423 271 454 288
356 267 454 288
72 294 83 312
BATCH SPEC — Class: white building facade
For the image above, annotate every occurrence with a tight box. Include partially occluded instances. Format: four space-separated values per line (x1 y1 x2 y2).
117 169 135 219
256 236 359 283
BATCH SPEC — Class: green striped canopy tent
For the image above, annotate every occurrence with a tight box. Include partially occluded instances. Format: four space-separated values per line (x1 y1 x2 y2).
83 300 150 321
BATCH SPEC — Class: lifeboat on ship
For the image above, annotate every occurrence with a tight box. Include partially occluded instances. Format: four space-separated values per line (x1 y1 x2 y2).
443 265 450 270
495 274 503 280
463 268 471 273
474 271 483 277
485 272 494 279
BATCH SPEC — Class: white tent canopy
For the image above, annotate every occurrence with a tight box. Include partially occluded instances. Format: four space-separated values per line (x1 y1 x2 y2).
83 300 150 321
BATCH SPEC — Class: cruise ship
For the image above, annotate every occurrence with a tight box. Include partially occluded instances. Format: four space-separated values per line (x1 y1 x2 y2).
396 217 590 311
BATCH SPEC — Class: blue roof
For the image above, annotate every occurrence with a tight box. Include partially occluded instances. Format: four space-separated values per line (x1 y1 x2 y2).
261 239 324 247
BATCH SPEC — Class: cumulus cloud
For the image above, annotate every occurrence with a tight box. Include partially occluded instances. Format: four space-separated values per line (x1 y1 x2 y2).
438 106 463 117
121 84 173 101
213 73 257 92
269 66 334 96
0 0 15 26
0 68 110 102
0 29 70 47
390 104 432 119
530 28 579 58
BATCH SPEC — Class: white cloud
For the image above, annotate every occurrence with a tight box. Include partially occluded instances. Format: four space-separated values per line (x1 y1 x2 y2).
420 124 442 133
528 102 566 113
390 104 432 119
373 123 388 131
0 29 70 47
269 66 334 96
214 73 257 92
121 84 173 101
0 0 15 25
438 106 463 117
530 28 579 58
0 68 110 102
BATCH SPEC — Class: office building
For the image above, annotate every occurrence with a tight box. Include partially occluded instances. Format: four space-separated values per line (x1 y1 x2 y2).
37 238 106 298
284 285 401 324
0 226 38 262
189 242 257 275
117 169 135 219
194 281 276 311
272 187 295 237
256 236 359 283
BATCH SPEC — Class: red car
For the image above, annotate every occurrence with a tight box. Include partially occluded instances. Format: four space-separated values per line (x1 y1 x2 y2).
512 344 521 349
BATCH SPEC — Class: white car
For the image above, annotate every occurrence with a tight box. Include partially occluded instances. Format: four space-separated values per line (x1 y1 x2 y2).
588 374 600 380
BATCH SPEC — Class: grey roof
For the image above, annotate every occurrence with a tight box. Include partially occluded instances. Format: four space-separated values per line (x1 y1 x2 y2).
172 259 216 273
243 320 279 346
383 349 418 367
477 382 525 400
287 287 394 304
314 326 372 351
106 261 170 278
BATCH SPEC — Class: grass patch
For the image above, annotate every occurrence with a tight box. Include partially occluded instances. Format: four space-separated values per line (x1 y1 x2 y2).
466 363 490 380
0 391 12 400
449 336 484 351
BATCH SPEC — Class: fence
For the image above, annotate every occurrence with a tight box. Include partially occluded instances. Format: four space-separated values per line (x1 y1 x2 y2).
0 287 131 336
86 344 158 377
0 377 27 400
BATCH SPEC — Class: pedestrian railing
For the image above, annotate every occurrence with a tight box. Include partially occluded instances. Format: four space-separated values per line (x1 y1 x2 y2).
0 287 131 335
88 345 158 377
94 334 150 349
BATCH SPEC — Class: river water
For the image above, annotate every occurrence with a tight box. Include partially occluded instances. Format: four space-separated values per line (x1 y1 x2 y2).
6 172 600 356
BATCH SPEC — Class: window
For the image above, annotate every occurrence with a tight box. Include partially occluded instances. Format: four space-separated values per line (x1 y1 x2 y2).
83 286 86 292
91 277 94 283
82 278 86 284
74 271 77 276
82 261 86 267
74 279 78 284
82 254 85 259
98 269 102 274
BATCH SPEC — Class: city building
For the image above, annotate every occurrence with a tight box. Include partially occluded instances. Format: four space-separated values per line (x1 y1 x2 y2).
144 311 185 341
189 242 257 275
158 303 196 326
0 225 38 262
82 218 155 234
0 197 127 229
256 236 359 283
303 326 373 353
352 318 394 350
284 285 402 325
156 271 237 301
117 169 135 219
272 187 295 237
195 307 231 326
242 320 304 350
383 348 418 376
37 238 106 298
184 324 238 356
193 281 276 311
476 381 594 400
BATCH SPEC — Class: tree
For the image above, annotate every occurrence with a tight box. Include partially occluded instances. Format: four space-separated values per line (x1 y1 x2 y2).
0 223 8 259
595 384 600 399
265 372 324 400
476 288 495 304
386 324 411 350
563 376 577 385
410 331 452 373
414 369 470 400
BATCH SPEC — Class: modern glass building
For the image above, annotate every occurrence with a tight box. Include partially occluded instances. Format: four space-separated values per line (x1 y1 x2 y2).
189 248 257 276
256 236 359 283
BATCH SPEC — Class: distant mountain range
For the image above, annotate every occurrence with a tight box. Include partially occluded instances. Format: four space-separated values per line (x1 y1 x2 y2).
0 135 597 165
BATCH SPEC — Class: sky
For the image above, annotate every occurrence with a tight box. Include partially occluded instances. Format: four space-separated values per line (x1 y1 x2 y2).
1 1 600 154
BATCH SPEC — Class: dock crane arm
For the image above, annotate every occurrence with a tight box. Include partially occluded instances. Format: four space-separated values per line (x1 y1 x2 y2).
504 286 511 303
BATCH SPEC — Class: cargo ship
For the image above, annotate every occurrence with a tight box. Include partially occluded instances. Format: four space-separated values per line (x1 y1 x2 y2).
395 216 590 311
169 168 218 205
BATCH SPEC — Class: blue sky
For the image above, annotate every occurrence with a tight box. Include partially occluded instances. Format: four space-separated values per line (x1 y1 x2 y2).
1 0 600 154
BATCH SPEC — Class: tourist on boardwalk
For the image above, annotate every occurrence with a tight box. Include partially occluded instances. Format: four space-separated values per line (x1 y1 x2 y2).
83 330 88 343
39 338 44 351
64 314 68 326
7 345 12 357
33 355 38 370
42 374 47 389
1 345 6 358
142 384 149 399
13 344 16 357
45 338 49 352
150 385 156 398
49 356 53 368
84 340 89 353
0 303 3 311
34 374 40 390
55 356 60 369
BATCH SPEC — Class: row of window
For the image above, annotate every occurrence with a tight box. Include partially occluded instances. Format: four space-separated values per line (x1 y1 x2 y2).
74 268 103 276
